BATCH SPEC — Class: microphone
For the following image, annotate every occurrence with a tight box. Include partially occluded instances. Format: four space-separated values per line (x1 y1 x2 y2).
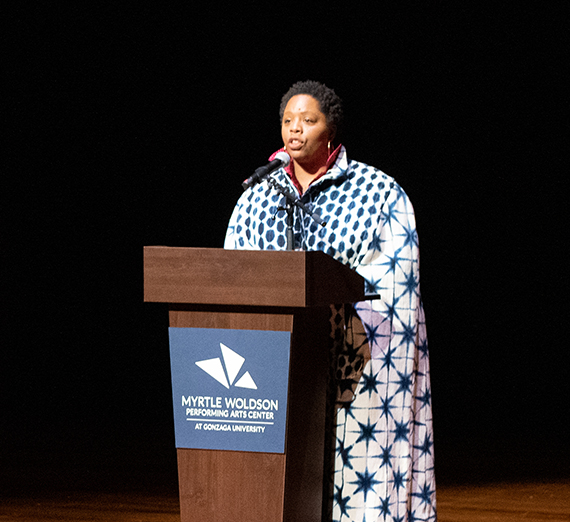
242 151 290 190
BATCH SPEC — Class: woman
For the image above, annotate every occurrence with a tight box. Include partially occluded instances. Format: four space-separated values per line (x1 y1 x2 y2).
225 81 436 522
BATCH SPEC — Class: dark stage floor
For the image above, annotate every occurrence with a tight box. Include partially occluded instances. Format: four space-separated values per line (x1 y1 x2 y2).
1 482 569 521
2 434 569 521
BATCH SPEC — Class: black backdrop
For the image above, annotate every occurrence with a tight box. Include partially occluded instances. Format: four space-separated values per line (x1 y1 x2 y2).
3 4 567 494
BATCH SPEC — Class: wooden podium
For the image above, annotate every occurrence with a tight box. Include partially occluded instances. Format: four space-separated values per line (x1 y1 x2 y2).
143 247 366 522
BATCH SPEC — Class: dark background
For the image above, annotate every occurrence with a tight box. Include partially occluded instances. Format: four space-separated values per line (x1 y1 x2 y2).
2 4 567 495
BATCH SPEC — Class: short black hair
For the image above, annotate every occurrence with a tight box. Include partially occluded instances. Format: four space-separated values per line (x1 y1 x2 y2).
279 80 343 141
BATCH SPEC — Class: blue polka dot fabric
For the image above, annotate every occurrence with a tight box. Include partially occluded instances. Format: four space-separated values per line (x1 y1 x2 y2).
225 146 436 522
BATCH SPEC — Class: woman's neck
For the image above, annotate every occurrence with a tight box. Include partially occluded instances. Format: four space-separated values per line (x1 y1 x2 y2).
293 161 328 193
292 148 329 193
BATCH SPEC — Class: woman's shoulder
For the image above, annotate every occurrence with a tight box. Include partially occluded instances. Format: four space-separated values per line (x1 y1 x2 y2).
346 158 400 190
342 158 414 209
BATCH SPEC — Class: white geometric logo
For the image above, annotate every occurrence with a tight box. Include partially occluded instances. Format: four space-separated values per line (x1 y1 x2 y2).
195 343 257 390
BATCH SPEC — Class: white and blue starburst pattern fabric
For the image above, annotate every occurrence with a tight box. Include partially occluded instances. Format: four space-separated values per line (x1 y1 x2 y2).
224 146 436 522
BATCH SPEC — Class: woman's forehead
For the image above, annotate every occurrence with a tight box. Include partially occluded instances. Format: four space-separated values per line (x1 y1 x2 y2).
284 94 323 114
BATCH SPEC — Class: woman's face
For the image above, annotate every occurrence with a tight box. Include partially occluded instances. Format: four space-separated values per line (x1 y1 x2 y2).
281 95 330 166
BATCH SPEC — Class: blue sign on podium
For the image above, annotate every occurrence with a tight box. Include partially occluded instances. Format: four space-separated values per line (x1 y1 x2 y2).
169 327 291 454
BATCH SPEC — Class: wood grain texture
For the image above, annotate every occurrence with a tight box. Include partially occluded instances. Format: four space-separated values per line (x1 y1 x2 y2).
169 309 293 521
177 449 286 522
168 307 332 522
143 246 367 307
169 307 294 331
437 482 570 521
3 482 569 521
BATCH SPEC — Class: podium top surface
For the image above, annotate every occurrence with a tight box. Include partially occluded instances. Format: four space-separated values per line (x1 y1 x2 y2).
143 246 367 308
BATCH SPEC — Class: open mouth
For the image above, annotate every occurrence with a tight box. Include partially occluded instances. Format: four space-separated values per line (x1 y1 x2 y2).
287 138 303 150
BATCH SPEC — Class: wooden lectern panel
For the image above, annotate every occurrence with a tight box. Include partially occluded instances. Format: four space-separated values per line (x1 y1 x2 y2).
170 306 330 522
171 309 292 522
169 307 294 331
177 448 286 521
144 246 366 307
